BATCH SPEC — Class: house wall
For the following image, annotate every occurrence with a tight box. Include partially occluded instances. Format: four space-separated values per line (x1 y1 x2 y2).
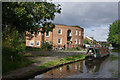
26 24 84 49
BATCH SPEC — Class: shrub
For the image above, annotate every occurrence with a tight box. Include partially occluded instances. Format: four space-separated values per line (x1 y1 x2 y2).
76 46 80 50
41 42 53 51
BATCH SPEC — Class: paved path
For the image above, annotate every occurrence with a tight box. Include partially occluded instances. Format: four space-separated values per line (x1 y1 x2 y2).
3 51 86 78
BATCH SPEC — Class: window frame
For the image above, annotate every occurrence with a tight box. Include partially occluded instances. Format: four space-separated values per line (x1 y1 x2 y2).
79 39 81 44
30 41 34 46
79 31 81 36
75 30 77 35
58 38 62 44
58 29 62 34
75 39 77 44
45 31 50 37
37 32 40 35
36 41 40 46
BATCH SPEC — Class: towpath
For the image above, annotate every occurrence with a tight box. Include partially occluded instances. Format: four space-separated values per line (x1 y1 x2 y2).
3 50 86 78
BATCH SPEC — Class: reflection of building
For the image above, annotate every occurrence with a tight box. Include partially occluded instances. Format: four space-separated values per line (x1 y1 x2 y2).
26 24 84 49
43 62 83 78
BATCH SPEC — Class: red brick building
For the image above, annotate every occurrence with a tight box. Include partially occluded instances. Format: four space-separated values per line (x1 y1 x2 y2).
26 24 84 49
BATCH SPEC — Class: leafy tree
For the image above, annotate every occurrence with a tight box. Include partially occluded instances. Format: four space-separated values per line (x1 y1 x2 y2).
2 2 61 50
107 20 120 48
83 39 89 44
71 25 81 28
2 2 61 33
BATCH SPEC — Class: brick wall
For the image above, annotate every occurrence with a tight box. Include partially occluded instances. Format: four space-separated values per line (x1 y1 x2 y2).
26 24 84 49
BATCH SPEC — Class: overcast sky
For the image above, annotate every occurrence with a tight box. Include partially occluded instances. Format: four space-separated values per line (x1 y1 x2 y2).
53 2 118 41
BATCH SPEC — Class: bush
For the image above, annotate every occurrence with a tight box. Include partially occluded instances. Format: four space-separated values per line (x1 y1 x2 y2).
41 42 53 51
2 47 32 74
76 46 80 50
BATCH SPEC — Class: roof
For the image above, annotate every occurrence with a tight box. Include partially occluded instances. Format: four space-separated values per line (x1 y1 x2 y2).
85 36 93 41
54 23 83 29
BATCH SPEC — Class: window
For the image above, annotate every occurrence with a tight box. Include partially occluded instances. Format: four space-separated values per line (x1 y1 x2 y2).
30 41 34 46
45 31 50 37
37 32 40 35
46 41 49 43
79 31 81 36
75 39 77 44
75 30 77 35
79 39 81 44
31 31 34 35
36 41 40 46
58 38 62 44
58 29 62 34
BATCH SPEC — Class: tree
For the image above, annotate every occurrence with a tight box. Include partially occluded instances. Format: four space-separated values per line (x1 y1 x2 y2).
2 2 61 33
83 39 89 44
2 2 61 51
107 20 120 48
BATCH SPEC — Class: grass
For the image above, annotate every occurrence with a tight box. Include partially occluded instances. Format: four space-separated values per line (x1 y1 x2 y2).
39 54 86 69
2 47 32 75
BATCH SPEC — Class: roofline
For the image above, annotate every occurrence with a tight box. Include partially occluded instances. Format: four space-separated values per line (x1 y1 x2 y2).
54 23 84 29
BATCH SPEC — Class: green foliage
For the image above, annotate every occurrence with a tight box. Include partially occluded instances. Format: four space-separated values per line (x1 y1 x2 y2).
2 2 61 33
71 25 81 28
76 46 80 50
2 47 32 74
3 27 26 54
41 42 53 51
107 20 120 48
83 39 89 44
39 54 85 69
93 41 96 45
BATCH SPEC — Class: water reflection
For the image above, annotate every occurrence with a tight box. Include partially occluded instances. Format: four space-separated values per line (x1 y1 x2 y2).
43 62 83 78
33 50 118 78
85 57 109 74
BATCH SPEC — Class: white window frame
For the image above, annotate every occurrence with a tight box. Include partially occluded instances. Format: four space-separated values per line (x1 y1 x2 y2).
36 41 40 46
75 30 77 35
30 41 34 46
37 32 40 35
45 31 50 37
75 39 77 44
79 31 81 36
58 38 62 44
58 29 62 34
79 39 81 44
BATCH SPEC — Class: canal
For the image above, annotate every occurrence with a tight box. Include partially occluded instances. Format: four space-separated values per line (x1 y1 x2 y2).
29 49 119 79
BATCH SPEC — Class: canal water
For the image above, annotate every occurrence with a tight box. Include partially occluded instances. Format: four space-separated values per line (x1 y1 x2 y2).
30 49 119 79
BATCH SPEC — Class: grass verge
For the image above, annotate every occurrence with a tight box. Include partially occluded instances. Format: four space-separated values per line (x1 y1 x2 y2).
39 54 86 69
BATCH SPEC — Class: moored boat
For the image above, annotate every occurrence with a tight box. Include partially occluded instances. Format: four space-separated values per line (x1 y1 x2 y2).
85 47 110 61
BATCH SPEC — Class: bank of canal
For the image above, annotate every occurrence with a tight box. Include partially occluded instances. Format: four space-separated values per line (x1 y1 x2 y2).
29 49 119 79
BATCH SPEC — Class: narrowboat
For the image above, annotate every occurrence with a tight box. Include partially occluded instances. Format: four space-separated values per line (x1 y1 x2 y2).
85 47 110 61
